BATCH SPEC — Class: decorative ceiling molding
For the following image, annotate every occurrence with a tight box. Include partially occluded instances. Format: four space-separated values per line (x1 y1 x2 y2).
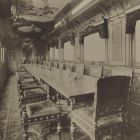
61 32 75 46
47 37 58 48
79 18 108 44
51 0 128 37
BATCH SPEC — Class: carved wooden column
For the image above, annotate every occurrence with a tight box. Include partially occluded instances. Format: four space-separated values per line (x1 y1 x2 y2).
58 40 64 61
61 42 64 61
75 33 81 62
79 34 84 62
32 45 35 63
53 46 55 60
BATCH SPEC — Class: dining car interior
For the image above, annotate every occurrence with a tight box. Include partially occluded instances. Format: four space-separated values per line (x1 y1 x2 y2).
1 0 140 140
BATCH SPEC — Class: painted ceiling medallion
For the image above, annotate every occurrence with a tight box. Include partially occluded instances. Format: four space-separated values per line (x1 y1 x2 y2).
18 24 42 33
18 0 69 22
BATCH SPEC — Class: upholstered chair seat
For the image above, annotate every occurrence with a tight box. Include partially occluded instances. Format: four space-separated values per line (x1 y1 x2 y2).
21 87 47 102
22 100 61 140
19 86 47 107
26 100 60 118
18 72 32 78
71 108 122 128
21 83 39 90
24 88 46 97
20 78 34 83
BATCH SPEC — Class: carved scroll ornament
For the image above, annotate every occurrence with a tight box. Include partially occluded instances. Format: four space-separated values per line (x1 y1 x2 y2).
79 19 108 44
48 38 58 48
61 32 75 46
126 9 140 34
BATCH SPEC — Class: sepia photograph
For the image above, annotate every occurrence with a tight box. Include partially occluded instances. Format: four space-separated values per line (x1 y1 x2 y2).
0 0 140 140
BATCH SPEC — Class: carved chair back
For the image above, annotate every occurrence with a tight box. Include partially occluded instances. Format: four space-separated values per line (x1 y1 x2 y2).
96 76 131 120
84 63 90 75
51 61 54 67
89 65 103 78
53 61 58 68
67 61 75 72
63 63 67 70
103 66 133 77
75 63 84 74
111 66 133 77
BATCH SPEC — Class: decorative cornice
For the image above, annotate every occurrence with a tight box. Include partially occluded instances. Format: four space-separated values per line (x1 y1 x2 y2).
126 9 140 33
79 18 108 44
61 32 75 46
47 38 58 48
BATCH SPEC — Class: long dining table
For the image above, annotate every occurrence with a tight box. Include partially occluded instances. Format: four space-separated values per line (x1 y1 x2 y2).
24 64 98 98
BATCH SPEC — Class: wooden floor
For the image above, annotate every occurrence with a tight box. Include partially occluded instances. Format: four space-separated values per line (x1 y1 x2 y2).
0 74 140 140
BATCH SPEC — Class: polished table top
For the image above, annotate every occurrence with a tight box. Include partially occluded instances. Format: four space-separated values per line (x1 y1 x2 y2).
25 64 98 98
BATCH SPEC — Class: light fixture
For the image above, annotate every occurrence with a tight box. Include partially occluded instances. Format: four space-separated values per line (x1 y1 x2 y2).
72 0 93 16
54 21 62 28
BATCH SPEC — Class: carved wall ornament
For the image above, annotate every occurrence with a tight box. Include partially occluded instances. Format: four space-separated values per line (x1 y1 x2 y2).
47 38 58 48
79 18 108 44
126 9 140 33
61 32 75 46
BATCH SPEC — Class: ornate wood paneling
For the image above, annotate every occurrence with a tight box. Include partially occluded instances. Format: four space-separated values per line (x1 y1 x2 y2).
79 19 108 44
61 32 75 45
113 21 123 62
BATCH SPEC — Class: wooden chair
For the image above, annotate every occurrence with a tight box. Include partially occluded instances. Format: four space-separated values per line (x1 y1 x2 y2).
71 76 131 140
59 62 67 70
54 61 58 68
89 65 103 78
103 66 133 77
111 66 133 77
84 63 90 75
63 63 67 70
18 72 61 140
95 76 131 140
75 63 84 74
67 62 75 72
19 87 47 106
21 100 61 140
51 61 54 67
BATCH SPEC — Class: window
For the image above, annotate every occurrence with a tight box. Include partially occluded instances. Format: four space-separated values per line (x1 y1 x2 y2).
64 41 75 60
135 20 140 63
54 48 58 60
84 33 105 61
50 47 54 60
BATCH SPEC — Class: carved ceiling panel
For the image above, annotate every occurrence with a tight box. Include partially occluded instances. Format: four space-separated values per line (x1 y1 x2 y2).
15 0 70 22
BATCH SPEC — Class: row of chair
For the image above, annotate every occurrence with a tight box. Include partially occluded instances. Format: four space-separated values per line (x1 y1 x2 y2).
43 62 134 139
39 61 133 78
17 66 62 140
20 64 133 140
69 75 132 140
